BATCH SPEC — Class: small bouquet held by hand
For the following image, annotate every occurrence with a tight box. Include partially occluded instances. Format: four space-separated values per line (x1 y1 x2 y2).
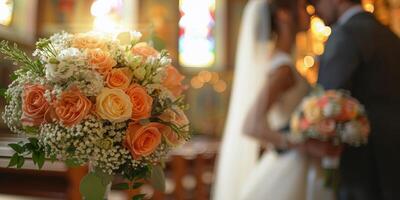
290 88 370 187
0 31 190 199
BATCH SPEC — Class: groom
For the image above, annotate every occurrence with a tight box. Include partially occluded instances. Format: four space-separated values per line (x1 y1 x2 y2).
309 0 400 199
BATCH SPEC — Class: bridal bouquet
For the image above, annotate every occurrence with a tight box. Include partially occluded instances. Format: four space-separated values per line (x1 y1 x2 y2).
290 89 370 146
0 31 190 199
290 88 370 188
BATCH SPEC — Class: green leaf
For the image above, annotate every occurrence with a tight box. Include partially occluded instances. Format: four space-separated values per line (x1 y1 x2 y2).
28 137 39 144
134 165 151 180
23 143 35 151
139 119 150 125
95 169 113 186
150 165 166 192
49 154 57 163
112 182 130 190
37 151 45 169
66 146 76 153
23 126 39 135
80 172 108 200
16 155 25 168
65 158 81 168
132 182 144 189
8 153 19 167
0 88 6 99
32 151 39 165
8 143 24 154
132 194 146 200
10 72 18 80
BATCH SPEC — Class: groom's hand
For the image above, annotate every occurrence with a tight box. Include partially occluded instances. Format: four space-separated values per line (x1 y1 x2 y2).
303 139 343 158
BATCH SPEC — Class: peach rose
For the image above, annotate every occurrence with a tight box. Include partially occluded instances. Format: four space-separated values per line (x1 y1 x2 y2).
55 88 92 126
96 88 132 122
162 65 186 97
131 42 158 59
159 109 189 146
87 49 117 75
124 122 163 158
72 34 107 50
300 118 310 131
105 68 133 90
290 113 301 134
21 84 50 126
303 97 323 123
358 117 370 137
125 84 153 121
316 119 336 137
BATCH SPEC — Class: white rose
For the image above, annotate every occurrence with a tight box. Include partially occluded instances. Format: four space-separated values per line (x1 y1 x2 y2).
341 121 362 145
323 103 341 118
45 48 85 82
116 31 142 45
45 61 75 82
133 67 146 80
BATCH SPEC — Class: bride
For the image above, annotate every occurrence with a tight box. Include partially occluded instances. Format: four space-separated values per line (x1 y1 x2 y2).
213 0 334 199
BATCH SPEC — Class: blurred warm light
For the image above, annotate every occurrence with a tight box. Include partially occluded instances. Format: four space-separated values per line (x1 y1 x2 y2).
93 15 119 32
213 80 227 93
210 72 219 84
191 77 204 89
91 0 112 17
296 59 304 71
91 0 123 33
364 3 375 13
322 27 331 37
311 17 331 41
190 71 226 93
306 70 318 84
0 0 13 26
306 5 315 15
199 70 212 82
313 43 325 55
179 0 216 68
303 56 315 68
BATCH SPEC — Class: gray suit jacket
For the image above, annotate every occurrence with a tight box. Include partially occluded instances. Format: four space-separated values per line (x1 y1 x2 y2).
318 12 400 200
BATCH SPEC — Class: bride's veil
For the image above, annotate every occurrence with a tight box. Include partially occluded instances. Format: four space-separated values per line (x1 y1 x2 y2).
213 0 271 199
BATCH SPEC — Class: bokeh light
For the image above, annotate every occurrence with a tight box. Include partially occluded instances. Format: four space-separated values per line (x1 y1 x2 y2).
303 56 315 68
0 0 13 26
213 80 227 93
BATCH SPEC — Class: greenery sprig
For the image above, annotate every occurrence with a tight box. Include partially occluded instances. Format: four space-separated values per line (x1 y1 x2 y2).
0 40 44 77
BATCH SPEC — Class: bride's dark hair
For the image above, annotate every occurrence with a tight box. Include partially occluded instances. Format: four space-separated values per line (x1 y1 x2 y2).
268 0 298 36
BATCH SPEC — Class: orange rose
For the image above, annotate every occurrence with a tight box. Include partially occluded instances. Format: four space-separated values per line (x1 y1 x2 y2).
159 109 189 146
131 42 158 59
72 34 107 50
336 99 358 121
87 49 117 75
125 84 153 121
124 122 163 158
162 65 186 97
21 84 50 126
105 68 133 90
55 88 92 126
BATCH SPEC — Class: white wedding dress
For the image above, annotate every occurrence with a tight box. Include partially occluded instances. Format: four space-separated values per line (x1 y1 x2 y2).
238 52 334 200
213 0 334 200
